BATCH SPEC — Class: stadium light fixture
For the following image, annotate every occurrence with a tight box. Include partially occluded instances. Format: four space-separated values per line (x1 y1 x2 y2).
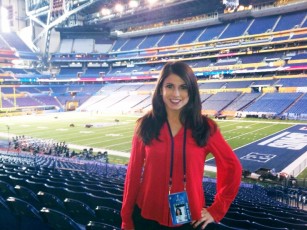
101 8 111 16
237 5 245 11
129 0 139 8
147 0 158 6
114 3 124 13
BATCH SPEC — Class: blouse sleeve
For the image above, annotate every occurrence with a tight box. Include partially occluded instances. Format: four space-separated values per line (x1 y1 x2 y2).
206 124 242 222
121 133 146 229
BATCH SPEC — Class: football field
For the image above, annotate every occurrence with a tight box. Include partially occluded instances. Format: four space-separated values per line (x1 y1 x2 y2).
0 112 306 176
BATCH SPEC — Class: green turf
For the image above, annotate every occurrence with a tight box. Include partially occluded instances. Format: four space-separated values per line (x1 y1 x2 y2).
0 112 306 177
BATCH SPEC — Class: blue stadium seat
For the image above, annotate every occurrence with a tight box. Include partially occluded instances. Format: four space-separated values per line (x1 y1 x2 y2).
37 191 66 212
94 206 121 228
219 217 253 229
6 197 50 230
14 185 41 209
250 222 288 230
64 198 96 225
86 221 120 230
0 180 17 198
40 207 85 230
0 196 17 230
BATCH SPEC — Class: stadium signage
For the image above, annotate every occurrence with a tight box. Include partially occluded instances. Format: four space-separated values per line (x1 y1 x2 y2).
258 131 307 150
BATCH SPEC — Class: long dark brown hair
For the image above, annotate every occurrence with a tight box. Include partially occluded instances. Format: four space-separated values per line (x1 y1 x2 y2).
136 61 215 146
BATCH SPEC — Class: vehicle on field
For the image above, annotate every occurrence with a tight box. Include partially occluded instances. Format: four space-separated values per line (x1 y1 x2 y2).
242 168 297 185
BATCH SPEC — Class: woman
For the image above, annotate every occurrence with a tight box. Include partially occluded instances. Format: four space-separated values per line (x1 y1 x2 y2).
121 61 242 230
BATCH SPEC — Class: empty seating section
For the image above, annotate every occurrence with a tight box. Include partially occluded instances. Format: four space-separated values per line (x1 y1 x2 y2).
50 85 68 94
131 97 152 111
225 80 253 88
177 28 204 44
58 67 83 78
83 68 107 77
240 53 268 64
247 15 279 35
271 36 289 42
16 97 41 107
0 153 125 229
188 59 212 68
109 95 149 112
274 11 306 31
202 92 241 112
0 32 32 53
34 95 62 107
219 19 252 39
16 87 40 94
277 78 307 87
199 82 226 89
200 93 212 102
1 78 306 120
198 24 226 41
120 37 144 51
4 9 305 81
252 79 277 86
0 36 9 49
138 34 162 49
294 53 307 60
81 94 128 112
2 68 27 74
157 31 182 47
111 38 128 51
287 93 307 116
224 93 261 111
1 151 305 230
243 92 302 114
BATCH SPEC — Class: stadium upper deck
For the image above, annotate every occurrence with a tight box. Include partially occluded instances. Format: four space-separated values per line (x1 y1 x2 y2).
0 0 306 120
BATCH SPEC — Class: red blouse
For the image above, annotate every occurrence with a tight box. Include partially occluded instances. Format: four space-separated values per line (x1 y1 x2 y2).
121 120 242 229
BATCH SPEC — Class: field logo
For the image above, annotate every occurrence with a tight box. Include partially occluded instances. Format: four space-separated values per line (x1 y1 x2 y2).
258 132 307 150
241 152 276 163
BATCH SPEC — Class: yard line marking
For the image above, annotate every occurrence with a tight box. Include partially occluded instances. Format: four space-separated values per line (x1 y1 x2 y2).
226 123 279 141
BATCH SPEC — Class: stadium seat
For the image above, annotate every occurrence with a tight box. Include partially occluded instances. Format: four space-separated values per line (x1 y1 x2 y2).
8 175 29 187
37 191 66 212
42 184 70 201
239 213 274 227
250 222 288 230
94 206 121 228
6 197 50 230
14 185 41 209
64 198 96 225
84 187 123 200
0 180 17 198
40 207 85 230
271 218 307 230
24 179 45 193
65 189 122 211
220 217 253 229
0 196 17 230
86 221 121 230
216 222 240 229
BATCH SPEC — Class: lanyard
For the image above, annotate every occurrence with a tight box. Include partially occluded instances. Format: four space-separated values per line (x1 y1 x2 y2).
166 121 187 194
